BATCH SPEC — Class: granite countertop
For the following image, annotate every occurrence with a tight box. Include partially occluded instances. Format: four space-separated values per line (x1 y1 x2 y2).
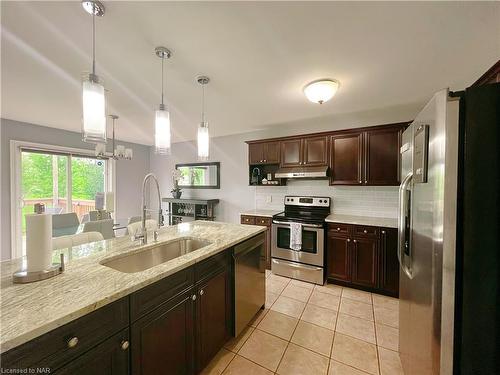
325 214 398 228
240 209 283 218
0 221 265 353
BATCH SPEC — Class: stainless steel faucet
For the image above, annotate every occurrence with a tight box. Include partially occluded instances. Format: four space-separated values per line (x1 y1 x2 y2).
135 173 164 245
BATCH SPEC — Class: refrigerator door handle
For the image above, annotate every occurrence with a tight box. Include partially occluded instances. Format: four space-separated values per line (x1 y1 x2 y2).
398 172 413 278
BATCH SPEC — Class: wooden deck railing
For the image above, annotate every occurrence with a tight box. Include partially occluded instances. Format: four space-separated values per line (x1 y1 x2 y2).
23 198 95 221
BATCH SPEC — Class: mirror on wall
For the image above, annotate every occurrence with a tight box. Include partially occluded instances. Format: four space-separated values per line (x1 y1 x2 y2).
175 162 220 189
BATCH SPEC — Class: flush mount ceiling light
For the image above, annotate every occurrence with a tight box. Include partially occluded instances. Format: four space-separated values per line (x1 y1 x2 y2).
303 79 340 104
197 76 210 161
81 0 107 143
154 46 172 155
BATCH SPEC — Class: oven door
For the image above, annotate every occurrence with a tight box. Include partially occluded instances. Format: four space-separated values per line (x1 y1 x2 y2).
271 221 324 267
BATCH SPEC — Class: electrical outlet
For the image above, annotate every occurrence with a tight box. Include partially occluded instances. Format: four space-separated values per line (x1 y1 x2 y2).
266 196 272 203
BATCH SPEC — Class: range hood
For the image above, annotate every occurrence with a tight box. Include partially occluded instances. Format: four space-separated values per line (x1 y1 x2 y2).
275 166 329 179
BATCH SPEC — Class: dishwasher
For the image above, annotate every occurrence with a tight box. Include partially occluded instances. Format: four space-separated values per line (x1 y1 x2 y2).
233 232 266 336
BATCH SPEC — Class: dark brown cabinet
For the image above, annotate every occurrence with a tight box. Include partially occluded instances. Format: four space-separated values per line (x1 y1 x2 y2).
280 139 302 167
249 141 280 164
56 330 130 375
330 125 403 186
131 290 195 375
240 215 271 269
330 132 363 185
196 269 231 372
280 136 328 168
326 233 350 281
350 237 378 288
364 127 401 185
378 228 399 297
327 223 398 296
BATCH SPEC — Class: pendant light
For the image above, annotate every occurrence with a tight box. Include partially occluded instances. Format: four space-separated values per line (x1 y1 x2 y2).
154 46 172 155
197 76 210 161
81 0 107 143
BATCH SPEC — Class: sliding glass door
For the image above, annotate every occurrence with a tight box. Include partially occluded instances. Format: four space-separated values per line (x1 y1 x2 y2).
15 146 112 257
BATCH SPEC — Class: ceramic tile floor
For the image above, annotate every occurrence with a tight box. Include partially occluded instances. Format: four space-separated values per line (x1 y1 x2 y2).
201 270 404 375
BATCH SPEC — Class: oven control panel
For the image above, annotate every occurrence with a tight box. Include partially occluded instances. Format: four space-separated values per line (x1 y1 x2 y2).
284 196 330 207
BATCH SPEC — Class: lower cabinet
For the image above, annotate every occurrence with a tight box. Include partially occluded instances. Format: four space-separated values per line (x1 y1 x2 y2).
196 269 231 372
2 247 237 375
350 236 378 289
56 329 130 375
327 223 398 297
131 290 195 375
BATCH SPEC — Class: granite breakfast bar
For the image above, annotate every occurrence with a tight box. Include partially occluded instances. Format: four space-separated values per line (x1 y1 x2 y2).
0 221 266 374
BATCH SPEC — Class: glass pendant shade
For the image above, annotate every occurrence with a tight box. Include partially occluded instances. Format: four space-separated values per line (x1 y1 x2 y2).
197 121 209 160
82 75 107 143
155 107 171 155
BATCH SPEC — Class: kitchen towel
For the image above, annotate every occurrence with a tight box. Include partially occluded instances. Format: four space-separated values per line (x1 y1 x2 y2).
25 213 53 272
289 222 302 251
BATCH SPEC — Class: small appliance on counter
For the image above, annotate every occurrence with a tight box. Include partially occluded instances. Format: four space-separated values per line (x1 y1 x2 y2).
271 195 331 284
250 167 261 185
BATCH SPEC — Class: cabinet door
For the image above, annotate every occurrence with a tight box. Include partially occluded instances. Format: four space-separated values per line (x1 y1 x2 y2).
280 139 303 167
196 269 231 372
303 136 328 166
326 234 351 282
263 141 280 164
330 133 363 185
364 127 401 185
56 329 129 375
379 228 399 297
351 237 378 288
249 143 263 164
131 290 195 375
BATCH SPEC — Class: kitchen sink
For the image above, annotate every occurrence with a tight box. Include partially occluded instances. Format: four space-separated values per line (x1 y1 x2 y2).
101 238 212 273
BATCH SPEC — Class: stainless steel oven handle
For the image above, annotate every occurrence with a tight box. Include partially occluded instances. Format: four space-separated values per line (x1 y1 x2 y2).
272 220 323 228
398 172 413 279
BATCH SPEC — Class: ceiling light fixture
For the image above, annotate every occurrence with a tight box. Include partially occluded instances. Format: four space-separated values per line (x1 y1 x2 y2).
197 76 210 161
303 79 340 104
95 115 133 160
154 46 172 155
81 0 107 143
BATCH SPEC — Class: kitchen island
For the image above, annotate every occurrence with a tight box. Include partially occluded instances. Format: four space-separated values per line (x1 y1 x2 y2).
0 221 266 374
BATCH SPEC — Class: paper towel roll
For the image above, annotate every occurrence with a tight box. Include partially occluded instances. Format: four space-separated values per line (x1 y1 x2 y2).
25 213 53 272
105 192 114 213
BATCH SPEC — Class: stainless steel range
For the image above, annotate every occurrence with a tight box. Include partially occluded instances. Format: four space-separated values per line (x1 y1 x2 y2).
271 196 331 284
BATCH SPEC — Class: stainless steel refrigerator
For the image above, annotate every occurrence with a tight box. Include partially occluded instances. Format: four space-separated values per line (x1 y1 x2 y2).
398 83 500 375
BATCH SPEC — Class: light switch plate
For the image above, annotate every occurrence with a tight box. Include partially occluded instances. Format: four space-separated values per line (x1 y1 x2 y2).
266 196 272 203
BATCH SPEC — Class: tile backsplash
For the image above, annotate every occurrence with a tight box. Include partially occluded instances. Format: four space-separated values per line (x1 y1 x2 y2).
255 179 398 218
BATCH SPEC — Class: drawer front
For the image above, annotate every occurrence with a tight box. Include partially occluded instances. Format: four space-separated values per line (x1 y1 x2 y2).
130 267 194 321
1 298 129 372
195 250 229 284
241 216 256 225
255 217 271 226
354 225 379 238
327 223 352 236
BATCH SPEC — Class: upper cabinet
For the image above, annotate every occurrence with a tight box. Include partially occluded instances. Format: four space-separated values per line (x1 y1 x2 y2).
246 122 406 186
330 132 363 185
280 136 328 167
364 127 401 185
248 141 280 164
330 124 404 186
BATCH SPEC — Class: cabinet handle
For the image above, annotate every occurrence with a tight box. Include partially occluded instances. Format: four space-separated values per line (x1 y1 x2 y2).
192 294 197 301
121 340 129 351
381 230 386 234
67 337 79 349
337 227 340 231
200 289 204 296
363 229 368 234
353 239 357 243
347 239 351 242
359 180 362 184
264 159 267 162
365 180 368 183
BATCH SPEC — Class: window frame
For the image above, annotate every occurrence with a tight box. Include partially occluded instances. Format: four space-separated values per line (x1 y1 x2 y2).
10 140 116 259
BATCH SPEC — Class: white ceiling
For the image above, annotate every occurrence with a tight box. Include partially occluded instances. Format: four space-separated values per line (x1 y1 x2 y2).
1 1 499 146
